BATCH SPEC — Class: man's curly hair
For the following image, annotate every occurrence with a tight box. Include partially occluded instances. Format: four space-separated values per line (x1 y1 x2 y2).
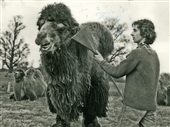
132 19 157 45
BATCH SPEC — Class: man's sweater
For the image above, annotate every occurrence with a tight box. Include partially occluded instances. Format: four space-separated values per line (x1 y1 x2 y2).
100 47 160 111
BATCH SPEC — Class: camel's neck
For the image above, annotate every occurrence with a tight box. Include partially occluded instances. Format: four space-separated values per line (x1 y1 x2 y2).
41 47 79 86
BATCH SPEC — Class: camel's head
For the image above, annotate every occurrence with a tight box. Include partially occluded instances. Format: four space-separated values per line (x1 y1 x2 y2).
34 69 43 79
35 3 79 54
14 69 25 82
25 68 35 78
35 22 71 53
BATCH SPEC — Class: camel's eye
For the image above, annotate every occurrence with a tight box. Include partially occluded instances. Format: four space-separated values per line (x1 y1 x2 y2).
56 23 66 32
58 27 65 32
49 32 56 38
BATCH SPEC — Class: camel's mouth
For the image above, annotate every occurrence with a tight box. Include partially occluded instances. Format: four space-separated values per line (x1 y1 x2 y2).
40 42 56 53
41 43 51 51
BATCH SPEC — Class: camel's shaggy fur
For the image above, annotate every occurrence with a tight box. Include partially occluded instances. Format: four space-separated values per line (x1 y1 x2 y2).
34 69 47 88
167 86 170 106
157 84 167 105
157 73 170 106
12 69 28 101
35 3 114 127
24 68 47 100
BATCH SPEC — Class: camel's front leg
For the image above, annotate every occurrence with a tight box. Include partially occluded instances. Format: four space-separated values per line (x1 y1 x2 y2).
51 115 70 127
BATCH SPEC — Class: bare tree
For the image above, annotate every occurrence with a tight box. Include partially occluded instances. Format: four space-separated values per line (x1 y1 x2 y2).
0 15 30 72
0 49 2 56
101 18 136 65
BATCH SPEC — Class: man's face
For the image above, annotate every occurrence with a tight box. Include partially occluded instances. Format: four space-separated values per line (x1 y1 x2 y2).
131 25 143 43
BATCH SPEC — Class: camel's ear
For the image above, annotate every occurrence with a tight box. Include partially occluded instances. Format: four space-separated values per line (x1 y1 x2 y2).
70 20 80 35
71 26 80 35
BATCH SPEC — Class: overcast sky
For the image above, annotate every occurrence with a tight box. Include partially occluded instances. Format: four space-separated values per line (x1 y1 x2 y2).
1 0 169 73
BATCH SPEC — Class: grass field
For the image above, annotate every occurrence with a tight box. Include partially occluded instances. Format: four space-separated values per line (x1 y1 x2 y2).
1 72 170 127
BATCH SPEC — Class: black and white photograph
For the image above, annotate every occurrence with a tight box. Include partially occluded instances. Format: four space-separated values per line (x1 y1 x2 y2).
0 0 169 127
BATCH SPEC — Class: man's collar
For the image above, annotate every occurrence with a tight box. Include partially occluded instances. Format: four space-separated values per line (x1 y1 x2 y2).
137 40 151 49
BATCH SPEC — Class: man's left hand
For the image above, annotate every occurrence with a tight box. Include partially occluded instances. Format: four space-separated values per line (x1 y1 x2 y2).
94 50 104 63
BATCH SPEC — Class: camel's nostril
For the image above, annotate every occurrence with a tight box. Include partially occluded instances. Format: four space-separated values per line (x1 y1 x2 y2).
35 38 40 45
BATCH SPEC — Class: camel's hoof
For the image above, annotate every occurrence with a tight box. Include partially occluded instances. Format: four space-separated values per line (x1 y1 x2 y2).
82 118 101 127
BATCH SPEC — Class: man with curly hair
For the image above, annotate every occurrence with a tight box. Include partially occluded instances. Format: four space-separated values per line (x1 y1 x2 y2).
94 19 160 127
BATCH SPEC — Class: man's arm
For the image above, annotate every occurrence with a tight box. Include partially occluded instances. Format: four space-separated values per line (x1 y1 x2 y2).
99 49 142 78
